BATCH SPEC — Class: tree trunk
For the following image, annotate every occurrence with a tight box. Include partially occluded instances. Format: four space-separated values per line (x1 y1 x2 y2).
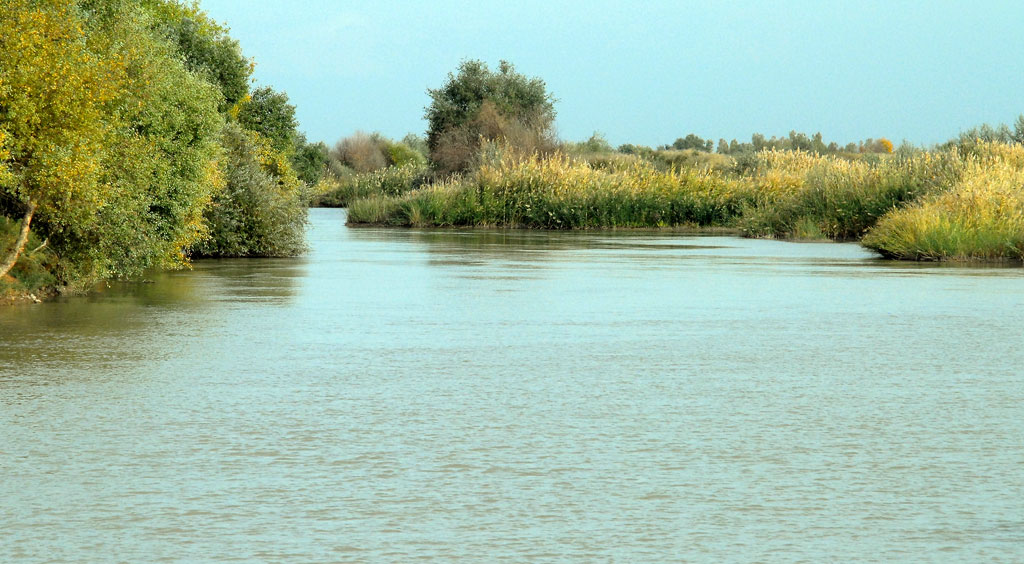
0 200 38 279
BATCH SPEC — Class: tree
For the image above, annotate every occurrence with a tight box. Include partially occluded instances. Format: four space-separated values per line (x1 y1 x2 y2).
291 134 329 186
148 1 253 112
237 86 299 154
672 134 712 152
1014 115 1024 145
424 59 556 171
0 0 121 279
72 0 224 280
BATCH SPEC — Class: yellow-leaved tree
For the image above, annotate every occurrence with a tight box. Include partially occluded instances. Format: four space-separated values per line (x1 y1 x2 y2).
0 0 121 279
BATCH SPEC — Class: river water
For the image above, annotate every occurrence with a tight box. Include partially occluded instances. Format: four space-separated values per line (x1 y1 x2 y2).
2 208 1023 562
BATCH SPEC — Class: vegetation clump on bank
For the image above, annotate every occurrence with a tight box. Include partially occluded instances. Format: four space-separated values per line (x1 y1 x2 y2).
330 59 1024 264
863 145 1024 261
0 0 318 300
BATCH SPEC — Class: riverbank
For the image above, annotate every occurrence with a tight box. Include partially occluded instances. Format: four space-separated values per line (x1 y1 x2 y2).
339 143 1024 262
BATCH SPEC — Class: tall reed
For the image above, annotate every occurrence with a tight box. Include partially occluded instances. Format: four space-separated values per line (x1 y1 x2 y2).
863 158 1024 260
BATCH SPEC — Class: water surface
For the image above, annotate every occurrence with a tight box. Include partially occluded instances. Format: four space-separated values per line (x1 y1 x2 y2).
2 208 1023 562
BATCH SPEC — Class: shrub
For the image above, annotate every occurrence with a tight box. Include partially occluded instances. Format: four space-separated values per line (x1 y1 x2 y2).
737 150 963 239
193 123 307 257
313 163 432 208
333 131 388 173
348 150 743 229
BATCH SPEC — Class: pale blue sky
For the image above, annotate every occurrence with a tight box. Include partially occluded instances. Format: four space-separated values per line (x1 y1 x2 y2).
199 0 1024 148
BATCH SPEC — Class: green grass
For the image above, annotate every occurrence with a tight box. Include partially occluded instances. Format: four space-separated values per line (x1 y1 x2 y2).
346 153 746 229
311 164 431 207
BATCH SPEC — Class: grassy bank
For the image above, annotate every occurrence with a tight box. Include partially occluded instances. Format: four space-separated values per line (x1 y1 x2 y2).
343 142 1024 262
311 164 432 207
349 154 745 228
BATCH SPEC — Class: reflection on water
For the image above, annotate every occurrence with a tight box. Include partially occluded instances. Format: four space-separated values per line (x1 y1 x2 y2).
2 208 1023 562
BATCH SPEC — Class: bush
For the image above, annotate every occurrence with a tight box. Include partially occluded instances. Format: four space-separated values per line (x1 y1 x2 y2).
348 150 743 229
333 131 388 173
313 163 432 208
0 216 57 294
736 150 963 239
193 123 307 257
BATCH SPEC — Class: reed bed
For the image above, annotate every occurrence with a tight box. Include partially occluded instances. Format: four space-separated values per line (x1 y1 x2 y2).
863 158 1024 261
347 153 746 228
344 142 1024 262
312 163 431 207
737 149 965 239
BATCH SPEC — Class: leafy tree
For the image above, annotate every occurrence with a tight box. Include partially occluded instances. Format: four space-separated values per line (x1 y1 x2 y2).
400 133 429 157
573 132 614 154
68 1 224 280
671 134 712 152
333 132 388 173
0 0 122 279
384 141 428 167
237 86 298 154
424 59 556 170
1014 115 1024 145
148 1 252 112
291 134 329 186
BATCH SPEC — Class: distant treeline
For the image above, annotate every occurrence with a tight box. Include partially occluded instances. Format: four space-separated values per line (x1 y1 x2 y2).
1 0 323 296
649 131 894 156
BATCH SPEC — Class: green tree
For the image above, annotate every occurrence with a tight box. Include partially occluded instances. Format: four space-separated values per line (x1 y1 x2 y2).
66 0 224 280
237 86 298 154
1011 115 1024 145
148 1 252 112
425 60 556 171
672 134 711 152
0 0 121 279
291 134 329 186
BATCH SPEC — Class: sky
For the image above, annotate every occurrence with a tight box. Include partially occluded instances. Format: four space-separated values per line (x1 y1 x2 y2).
199 0 1024 149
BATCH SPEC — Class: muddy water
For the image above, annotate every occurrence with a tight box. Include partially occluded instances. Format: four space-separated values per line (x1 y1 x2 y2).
2 208 1023 562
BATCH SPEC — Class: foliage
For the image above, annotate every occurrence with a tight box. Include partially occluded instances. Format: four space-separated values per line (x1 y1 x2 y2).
193 123 307 257
669 134 714 152
863 146 1024 261
236 86 299 154
291 134 329 186
313 163 431 208
0 215 56 293
400 133 429 157
425 60 557 172
347 149 744 228
566 133 615 155
149 0 252 112
385 141 428 168
85 21 221 279
736 149 964 239
1 0 314 297
333 131 388 173
0 0 125 281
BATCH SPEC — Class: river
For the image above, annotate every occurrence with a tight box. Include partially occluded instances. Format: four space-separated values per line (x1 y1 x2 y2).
2 208 1023 562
